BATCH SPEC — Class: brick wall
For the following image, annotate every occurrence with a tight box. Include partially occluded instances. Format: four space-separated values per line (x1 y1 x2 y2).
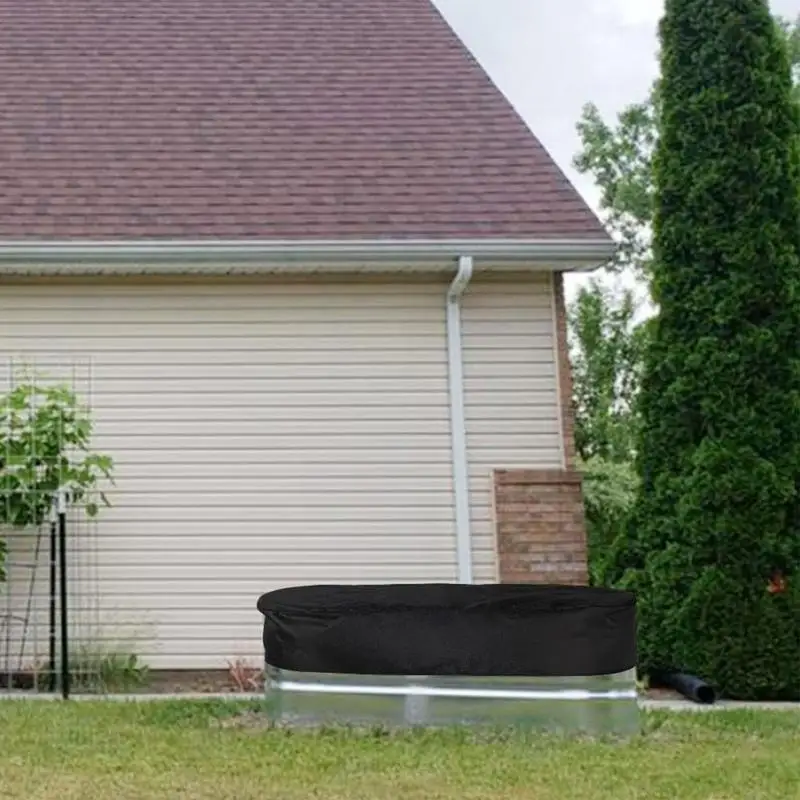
492 469 588 585
490 272 588 586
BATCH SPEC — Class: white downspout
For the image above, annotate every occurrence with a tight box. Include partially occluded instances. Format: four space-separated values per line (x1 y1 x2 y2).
446 255 474 583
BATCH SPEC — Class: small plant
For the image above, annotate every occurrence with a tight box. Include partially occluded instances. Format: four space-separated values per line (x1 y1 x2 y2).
227 658 264 692
71 646 150 693
0 372 114 580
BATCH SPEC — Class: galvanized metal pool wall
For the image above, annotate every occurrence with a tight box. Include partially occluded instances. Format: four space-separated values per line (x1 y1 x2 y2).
264 667 640 736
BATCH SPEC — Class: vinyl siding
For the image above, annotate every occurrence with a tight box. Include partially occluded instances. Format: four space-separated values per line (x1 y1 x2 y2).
462 273 563 582
0 271 563 670
0 278 456 670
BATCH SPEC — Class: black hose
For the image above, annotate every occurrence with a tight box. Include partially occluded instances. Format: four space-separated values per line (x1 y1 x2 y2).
650 670 716 704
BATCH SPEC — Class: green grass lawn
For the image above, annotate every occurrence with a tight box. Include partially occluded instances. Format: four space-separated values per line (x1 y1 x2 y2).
1 700 799 800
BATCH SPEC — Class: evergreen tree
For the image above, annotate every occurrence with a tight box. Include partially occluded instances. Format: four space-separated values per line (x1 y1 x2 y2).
621 0 800 699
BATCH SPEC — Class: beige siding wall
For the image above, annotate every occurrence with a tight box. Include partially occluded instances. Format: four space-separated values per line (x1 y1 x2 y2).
0 271 562 670
0 277 457 670
462 273 563 582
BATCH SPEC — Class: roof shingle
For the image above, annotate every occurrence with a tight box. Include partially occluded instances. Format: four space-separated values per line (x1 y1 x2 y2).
0 0 608 241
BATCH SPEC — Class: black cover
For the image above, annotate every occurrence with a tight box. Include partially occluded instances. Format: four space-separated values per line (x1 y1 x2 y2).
257 583 636 677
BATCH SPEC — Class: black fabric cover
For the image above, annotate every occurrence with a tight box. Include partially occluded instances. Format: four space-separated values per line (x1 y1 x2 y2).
257 583 636 677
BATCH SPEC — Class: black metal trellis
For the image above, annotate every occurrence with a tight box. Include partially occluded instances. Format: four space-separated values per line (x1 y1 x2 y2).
47 491 71 699
2 358 100 699
3 492 71 699
48 514 57 693
57 495 70 700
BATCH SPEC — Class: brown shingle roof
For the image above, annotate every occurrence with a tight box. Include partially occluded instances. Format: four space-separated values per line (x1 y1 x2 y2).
0 0 608 242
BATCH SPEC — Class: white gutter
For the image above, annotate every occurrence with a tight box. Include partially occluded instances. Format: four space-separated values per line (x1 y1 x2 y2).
0 238 614 267
447 255 474 584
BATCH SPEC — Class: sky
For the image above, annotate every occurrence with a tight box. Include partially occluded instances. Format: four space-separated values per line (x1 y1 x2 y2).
434 0 800 216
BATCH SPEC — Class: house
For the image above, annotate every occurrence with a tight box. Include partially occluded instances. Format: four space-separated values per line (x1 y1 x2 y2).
0 0 613 675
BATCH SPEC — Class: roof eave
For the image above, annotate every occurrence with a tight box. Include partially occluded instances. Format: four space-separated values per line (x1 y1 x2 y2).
0 238 615 274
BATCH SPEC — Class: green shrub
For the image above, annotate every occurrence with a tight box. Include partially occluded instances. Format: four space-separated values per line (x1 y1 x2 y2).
621 0 800 699
580 456 639 586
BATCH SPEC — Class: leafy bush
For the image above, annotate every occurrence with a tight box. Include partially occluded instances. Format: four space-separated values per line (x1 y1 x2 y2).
579 456 639 586
0 376 114 580
620 0 800 699
629 561 800 700
568 278 648 464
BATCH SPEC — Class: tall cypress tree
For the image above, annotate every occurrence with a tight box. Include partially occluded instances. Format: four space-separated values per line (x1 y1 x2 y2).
624 0 800 699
